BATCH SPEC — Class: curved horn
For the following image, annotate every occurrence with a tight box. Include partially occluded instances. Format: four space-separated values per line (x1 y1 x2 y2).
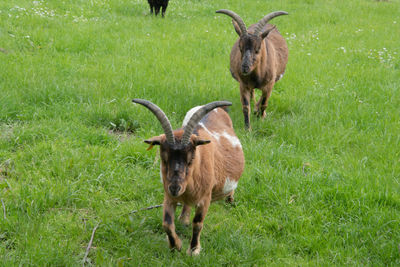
253 11 288 36
181 101 232 145
132 99 175 144
216 9 247 36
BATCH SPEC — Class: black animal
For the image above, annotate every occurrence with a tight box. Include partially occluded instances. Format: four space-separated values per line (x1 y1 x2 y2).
148 0 169 17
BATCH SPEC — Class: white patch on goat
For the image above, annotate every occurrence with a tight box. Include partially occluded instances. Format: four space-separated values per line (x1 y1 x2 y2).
223 177 238 194
199 122 220 142
221 131 242 149
182 105 203 127
197 125 242 149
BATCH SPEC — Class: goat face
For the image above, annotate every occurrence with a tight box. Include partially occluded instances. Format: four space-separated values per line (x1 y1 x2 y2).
133 98 230 197
145 134 210 197
238 34 263 75
218 9 286 77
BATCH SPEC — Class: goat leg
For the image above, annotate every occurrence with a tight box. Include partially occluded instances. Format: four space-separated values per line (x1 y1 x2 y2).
148 0 154 14
225 191 235 204
162 200 182 251
251 89 259 114
155 6 161 16
178 204 191 226
257 82 274 118
161 3 168 17
240 84 252 130
187 197 210 256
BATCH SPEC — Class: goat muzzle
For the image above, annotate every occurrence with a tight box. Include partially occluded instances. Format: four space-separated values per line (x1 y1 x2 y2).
168 183 182 197
241 51 252 75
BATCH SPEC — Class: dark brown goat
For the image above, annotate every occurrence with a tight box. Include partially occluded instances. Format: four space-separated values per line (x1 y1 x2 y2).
148 0 169 17
217 9 289 130
132 99 245 255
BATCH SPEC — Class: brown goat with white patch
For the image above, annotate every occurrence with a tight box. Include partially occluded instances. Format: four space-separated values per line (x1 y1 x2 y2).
217 9 289 130
132 99 245 255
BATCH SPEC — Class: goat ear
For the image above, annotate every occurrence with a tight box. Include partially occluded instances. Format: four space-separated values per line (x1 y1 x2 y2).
193 139 211 147
261 25 276 39
144 136 162 150
232 19 242 36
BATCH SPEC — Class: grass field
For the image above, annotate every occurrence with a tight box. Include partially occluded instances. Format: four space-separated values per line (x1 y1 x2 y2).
1 0 399 265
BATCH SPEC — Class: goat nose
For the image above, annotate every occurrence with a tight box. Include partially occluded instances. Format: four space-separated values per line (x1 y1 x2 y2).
168 184 181 197
242 66 250 74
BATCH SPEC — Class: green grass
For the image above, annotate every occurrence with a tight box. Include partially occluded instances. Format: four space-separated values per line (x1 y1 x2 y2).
1 0 399 265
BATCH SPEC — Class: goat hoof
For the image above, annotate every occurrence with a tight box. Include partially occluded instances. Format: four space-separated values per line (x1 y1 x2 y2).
225 195 234 204
187 246 201 256
256 110 266 119
261 111 266 119
178 215 190 227
167 236 182 251
175 238 182 251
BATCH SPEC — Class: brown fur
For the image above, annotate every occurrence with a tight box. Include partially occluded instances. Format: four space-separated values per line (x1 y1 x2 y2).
146 107 244 255
230 23 288 129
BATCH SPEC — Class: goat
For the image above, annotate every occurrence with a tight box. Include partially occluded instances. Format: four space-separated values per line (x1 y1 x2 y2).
217 9 289 130
132 99 245 255
148 0 169 17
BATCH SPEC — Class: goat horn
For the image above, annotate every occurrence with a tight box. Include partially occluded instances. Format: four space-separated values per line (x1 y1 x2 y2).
181 101 232 145
132 99 175 145
253 11 288 36
216 9 247 36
